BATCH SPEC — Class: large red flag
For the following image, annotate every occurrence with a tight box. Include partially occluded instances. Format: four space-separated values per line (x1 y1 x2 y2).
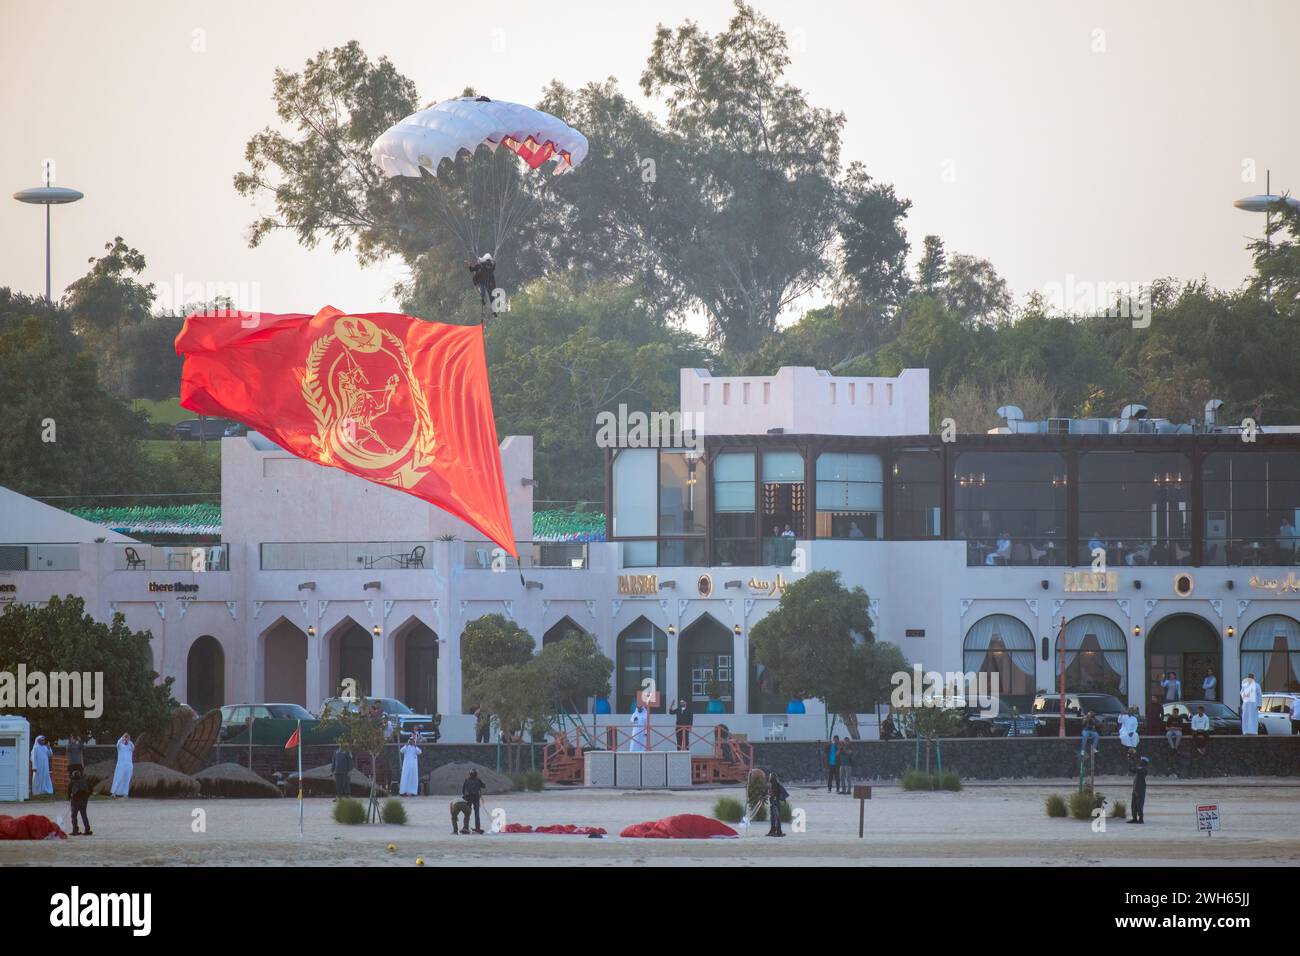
176 306 516 555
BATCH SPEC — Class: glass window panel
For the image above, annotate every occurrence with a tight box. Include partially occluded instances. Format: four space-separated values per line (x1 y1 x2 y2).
612 448 657 537
761 450 804 482
659 451 706 535
714 452 756 513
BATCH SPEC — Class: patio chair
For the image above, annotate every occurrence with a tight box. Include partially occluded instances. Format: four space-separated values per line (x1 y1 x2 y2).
124 546 146 570
404 545 426 568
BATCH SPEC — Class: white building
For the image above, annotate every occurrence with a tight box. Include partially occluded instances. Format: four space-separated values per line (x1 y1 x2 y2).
3 366 1298 741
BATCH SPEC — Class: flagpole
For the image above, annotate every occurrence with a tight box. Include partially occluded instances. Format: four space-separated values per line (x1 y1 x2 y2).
297 719 304 838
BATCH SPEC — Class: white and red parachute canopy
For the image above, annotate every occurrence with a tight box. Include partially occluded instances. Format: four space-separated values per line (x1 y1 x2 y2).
371 96 589 179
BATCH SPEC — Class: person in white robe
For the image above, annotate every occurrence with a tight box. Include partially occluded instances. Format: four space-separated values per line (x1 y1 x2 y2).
1118 708 1140 752
629 705 647 752
398 736 422 796
110 733 135 797
30 735 54 795
1240 674 1261 734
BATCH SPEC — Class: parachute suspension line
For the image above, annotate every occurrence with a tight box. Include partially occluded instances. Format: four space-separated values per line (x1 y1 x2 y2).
421 172 476 261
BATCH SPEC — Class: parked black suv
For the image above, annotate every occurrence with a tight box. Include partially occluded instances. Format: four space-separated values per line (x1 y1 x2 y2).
1030 693 1127 736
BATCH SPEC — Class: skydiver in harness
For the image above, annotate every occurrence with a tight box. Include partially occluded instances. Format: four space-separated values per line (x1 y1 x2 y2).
466 252 498 319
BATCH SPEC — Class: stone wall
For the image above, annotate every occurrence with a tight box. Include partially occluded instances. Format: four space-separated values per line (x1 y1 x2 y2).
750 736 1300 784
73 737 1298 788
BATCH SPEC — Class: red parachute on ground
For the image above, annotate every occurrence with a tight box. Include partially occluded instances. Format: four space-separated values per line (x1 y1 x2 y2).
619 814 738 839
0 815 67 840
502 823 606 835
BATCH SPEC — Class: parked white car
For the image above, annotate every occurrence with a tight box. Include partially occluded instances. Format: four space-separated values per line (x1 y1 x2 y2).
1258 692 1300 736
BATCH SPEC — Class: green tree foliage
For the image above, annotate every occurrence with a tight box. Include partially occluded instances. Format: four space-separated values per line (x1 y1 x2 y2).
460 614 536 706
838 164 912 308
916 235 947 293
1248 200 1300 313
0 300 155 500
484 278 710 503
532 633 613 717
0 595 176 740
63 236 155 338
749 570 905 737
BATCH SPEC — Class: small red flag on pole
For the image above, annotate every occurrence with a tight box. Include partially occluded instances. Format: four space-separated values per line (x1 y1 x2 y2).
285 727 301 750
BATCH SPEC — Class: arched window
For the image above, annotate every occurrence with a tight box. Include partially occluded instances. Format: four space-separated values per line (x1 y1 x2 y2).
616 617 666 713
963 615 1035 706
1241 616 1300 693
1062 615 1127 696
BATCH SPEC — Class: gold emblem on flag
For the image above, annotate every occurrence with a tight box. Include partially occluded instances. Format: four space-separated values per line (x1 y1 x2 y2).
301 316 437 489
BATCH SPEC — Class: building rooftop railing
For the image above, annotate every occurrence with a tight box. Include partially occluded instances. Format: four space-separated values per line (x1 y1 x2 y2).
463 541 588 570
114 543 229 572
260 542 432 571
0 543 80 571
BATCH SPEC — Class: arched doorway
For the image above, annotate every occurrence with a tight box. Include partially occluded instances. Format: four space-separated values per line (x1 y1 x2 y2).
186 635 225 716
678 615 734 714
393 619 439 715
1147 614 1220 704
1241 615 1300 693
1062 615 1127 700
543 616 587 647
263 618 308 706
329 619 373 699
616 617 666 713
963 614 1036 710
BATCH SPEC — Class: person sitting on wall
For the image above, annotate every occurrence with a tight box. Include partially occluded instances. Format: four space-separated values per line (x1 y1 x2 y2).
1190 706 1211 755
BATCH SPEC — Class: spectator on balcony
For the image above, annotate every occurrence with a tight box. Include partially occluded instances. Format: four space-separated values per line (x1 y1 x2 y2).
1201 669 1217 701
985 531 1012 566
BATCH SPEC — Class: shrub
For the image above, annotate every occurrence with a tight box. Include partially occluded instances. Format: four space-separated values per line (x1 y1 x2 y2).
1045 794 1068 818
522 770 545 792
333 797 366 825
902 770 961 791
381 798 408 825
1069 788 1106 821
1109 799 1127 819
745 800 792 823
713 796 745 823
901 770 931 791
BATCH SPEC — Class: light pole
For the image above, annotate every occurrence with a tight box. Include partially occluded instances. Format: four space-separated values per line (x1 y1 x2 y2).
1234 170 1299 303
13 181 84 303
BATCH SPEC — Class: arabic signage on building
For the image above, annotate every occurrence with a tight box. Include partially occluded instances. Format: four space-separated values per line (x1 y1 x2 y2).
1063 571 1118 593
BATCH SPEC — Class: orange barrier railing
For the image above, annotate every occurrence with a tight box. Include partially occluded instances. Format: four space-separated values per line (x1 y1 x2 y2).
543 722 753 784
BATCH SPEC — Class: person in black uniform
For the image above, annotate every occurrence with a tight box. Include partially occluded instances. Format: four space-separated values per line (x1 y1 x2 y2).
462 769 486 833
669 698 693 751
766 772 789 837
1128 756 1149 824
466 254 497 316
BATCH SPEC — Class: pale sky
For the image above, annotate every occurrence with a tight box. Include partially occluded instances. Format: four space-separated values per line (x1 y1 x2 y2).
2 0 1296 335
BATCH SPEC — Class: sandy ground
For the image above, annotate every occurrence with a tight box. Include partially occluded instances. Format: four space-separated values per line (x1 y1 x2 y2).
3 778 1298 866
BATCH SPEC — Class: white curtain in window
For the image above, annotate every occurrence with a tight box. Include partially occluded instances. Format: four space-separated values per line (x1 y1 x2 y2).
1241 615 1300 684
1063 615 1128 694
962 614 1035 677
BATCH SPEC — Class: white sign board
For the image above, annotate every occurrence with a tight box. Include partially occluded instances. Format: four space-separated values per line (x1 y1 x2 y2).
1196 804 1221 833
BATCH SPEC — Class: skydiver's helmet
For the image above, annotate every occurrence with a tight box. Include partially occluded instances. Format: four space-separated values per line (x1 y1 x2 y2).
478 253 494 264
